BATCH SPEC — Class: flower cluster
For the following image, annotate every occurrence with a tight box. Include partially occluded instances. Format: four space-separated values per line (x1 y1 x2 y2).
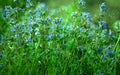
100 2 108 13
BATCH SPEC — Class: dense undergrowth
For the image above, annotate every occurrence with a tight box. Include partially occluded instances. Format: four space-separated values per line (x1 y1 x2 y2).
0 0 120 75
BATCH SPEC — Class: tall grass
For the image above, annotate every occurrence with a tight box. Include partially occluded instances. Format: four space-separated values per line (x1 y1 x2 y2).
0 0 120 75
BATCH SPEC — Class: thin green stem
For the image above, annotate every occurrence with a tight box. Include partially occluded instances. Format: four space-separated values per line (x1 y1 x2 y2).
114 34 120 75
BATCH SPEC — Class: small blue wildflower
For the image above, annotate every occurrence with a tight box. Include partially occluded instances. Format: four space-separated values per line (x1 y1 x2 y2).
4 6 12 19
47 16 51 22
87 20 91 25
26 25 33 34
59 18 62 23
102 55 107 61
107 51 115 56
10 26 17 34
40 3 46 8
101 2 106 8
54 18 63 24
0 35 3 41
80 27 86 32
35 12 40 18
48 34 52 40
71 12 77 18
58 34 63 39
98 47 102 53
81 46 86 53
90 35 94 39
104 8 108 12
100 21 107 29
100 2 108 12
79 0 86 7
26 0 31 2
4 11 10 19
26 3 30 8
10 19 16 24
111 34 116 39
105 45 113 52
21 28 25 33
95 25 99 30
82 12 91 21
28 38 33 42
66 26 72 34
86 13 91 21
0 54 2 58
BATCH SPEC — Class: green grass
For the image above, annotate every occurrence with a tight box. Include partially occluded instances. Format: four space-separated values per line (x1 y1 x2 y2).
0 0 120 75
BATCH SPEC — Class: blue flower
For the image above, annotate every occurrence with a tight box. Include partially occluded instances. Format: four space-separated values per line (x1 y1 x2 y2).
102 55 108 61
82 12 91 21
54 18 63 24
40 3 46 8
98 47 102 53
59 18 62 23
0 35 3 41
100 21 107 29
0 54 2 58
21 28 25 33
100 2 108 12
47 16 51 22
28 38 33 42
81 46 86 53
48 34 52 40
101 2 106 8
107 51 115 56
26 0 31 2
79 0 86 7
35 12 40 18
86 13 91 21
26 25 33 34
4 6 12 19
10 26 17 34
90 35 94 39
58 34 63 39
26 3 30 8
4 11 10 19
80 27 86 32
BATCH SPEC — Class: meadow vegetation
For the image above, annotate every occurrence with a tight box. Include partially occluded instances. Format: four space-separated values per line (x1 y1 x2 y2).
0 0 120 75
